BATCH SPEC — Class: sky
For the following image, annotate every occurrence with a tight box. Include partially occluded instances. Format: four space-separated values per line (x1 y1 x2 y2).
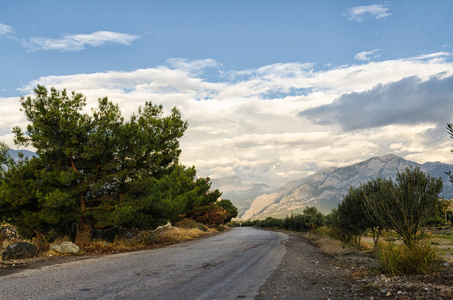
1 1 453 188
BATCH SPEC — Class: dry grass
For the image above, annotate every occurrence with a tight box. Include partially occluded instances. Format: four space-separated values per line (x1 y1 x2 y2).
158 228 209 241
1 239 15 251
440 289 453 299
350 265 372 279
301 231 357 257
74 225 219 254
315 236 355 256
317 237 353 256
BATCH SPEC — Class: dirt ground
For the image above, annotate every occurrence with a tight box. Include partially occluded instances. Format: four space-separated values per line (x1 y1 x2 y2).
256 233 374 299
256 232 453 300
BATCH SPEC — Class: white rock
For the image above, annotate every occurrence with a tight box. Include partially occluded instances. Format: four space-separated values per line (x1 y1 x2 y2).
50 241 80 254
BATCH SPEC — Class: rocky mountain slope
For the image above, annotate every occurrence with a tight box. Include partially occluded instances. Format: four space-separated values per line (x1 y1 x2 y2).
7 149 36 161
241 154 453 220
210 176 273 216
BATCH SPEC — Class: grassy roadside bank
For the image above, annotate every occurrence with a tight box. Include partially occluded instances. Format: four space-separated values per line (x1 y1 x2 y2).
0 222 229 275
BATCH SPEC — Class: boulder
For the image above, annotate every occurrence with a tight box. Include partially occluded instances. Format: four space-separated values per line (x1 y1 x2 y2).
49 241 80 254
2 242 38 260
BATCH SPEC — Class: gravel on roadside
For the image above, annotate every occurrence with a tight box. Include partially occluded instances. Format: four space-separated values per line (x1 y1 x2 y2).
256 232 374 300
256 232 453 300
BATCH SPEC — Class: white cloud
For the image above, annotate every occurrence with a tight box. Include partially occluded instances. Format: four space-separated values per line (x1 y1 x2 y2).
166 58 221 75
23 31 140 51
344 4 391 22
354 49 380 61
0 97 28 147
0 23 14 35
4 54 453 187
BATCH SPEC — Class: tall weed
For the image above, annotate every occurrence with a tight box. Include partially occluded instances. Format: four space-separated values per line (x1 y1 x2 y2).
378 240 442 275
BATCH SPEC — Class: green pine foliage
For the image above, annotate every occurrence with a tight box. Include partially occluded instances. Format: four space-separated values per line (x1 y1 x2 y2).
0 86 234 238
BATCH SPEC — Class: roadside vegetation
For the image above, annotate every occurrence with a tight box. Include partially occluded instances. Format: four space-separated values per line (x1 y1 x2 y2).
0 86 237 260
234 165 453 276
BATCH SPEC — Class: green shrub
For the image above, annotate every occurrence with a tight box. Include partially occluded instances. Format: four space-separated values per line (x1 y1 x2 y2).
315 225 344 240
240 220 255 227
226 221 241 227
378 241 442 275
137 231 158 245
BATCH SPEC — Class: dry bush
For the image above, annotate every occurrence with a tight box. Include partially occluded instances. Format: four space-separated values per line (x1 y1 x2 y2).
350 265 372 279
190 206 229 226
0 238 15 252
0 224 22 251
176 218 208 232
79 240 114 254
440 289 453 299
112 231 157 248
313 236 356 256
31 231 49 253
158 228 204 241
74 230 91 250
0 228 6 251
0 232 14 251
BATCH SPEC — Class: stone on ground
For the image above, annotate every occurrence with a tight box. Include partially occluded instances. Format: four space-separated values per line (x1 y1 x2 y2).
49 241 80 254
2 242 38 260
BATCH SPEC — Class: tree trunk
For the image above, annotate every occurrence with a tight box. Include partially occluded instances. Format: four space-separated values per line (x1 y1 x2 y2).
79 192 92 233
70 156 79 173
70 157 92 235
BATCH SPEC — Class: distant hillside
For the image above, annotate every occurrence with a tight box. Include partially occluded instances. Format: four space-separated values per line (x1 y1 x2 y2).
210 176 273 217
7 149 37 161
242 154 453 220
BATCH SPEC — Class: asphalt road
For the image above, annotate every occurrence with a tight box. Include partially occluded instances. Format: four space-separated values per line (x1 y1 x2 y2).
0 227 288 300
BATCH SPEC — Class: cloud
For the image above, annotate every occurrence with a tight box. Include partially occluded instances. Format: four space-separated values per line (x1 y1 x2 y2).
166 58 221 75
0 23 14 35
5 54 453 187
299 74 453 131
22 31 140 51
344 4 391 22
355 49 380 61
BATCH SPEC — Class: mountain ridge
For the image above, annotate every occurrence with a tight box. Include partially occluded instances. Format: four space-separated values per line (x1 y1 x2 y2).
7 149 36 160
241 154 453 220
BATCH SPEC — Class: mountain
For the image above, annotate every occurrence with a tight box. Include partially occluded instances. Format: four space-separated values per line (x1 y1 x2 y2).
210 176 273 217
7 149 37 161
241 154 453 220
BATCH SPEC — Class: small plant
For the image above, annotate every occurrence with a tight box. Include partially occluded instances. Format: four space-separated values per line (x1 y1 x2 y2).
74 230 91 250
378 241 442 275
32 231 50 253
137 231 158 245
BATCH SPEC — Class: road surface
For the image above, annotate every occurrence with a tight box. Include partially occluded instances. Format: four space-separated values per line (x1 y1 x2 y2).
0 227 287 300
